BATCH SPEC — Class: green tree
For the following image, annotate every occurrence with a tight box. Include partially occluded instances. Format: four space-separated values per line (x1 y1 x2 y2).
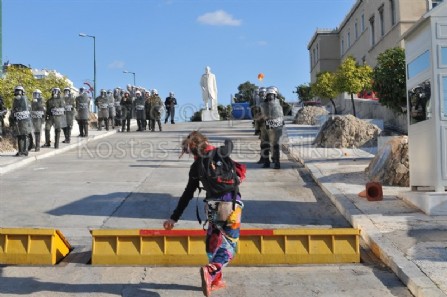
372 47 407 114
36 72 70 100
0 66 70 107
0 66 37 107
311 71 339 114
334 56 373 117
295 83 313 103
235 81 258 103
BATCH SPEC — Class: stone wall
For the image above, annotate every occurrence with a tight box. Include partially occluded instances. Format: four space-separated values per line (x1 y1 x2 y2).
324 96 408 134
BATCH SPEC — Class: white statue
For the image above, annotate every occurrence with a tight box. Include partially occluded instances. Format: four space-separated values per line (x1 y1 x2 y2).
200 66 218 110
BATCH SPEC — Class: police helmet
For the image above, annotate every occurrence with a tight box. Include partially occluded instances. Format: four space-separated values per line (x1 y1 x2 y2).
79 87 85 93
152 89 158 95
169 92 175 97
135 90 142 96
33 89 42 99
52 87 61 95
267 86 278 95
14 86 25 96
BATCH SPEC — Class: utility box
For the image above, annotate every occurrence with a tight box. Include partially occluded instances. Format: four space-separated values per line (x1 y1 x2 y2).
401 3 447 215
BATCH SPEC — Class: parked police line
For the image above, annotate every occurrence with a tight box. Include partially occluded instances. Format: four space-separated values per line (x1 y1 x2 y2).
2 85 178 157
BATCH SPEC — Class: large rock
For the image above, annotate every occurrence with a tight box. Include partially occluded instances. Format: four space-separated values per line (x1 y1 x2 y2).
313 115 381 148
294 106 328 125
365 136 409 187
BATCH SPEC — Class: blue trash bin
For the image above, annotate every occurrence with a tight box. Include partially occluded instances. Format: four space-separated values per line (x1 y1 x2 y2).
231 102 253 120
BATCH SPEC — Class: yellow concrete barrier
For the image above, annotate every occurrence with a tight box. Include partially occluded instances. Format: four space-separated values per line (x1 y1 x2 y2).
0 228 72 265
91 228 360 265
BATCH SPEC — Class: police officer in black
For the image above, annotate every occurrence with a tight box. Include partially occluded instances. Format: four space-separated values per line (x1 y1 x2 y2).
30 89 46 152
62 88 76 143
164 92 177 124
9 86 33 156
75 87 90 137
43 87 66 149
134 90 146 131
120 91 132 132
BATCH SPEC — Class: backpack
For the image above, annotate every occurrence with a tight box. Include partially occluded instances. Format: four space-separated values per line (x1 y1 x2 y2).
198 147 246 202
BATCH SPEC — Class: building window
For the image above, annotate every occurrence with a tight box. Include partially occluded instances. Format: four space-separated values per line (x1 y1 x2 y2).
348 31 351 48
431 0 444 9
370 15 376 46
361 14 365 32
390 0 396 25
316 44 319 60
355 20 359 39
379 5 385 37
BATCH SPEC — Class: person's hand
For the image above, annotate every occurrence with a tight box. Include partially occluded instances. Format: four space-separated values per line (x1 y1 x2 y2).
163 219 176 230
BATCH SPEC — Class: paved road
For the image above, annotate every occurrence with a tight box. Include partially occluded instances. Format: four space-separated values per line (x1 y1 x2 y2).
0 120 412 296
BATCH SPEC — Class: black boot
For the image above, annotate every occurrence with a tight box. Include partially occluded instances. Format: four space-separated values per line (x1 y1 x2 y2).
105 119 109 131
42 130 51 147
157 120 162 131
54 130 61 149
84 122 89 137
15 137 22 156
28 133 34 150
262 161 271 168
22 135 29 156
79 122 84 137
62 127 70 143
35 133 41 152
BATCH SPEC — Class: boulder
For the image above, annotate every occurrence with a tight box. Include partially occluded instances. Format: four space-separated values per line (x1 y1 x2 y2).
313 115 381 148
365 136 409 187
294 106 328 125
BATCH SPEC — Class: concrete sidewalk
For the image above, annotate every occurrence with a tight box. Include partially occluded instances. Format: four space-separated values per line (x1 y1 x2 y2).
283 123 447 297
0 120 136 175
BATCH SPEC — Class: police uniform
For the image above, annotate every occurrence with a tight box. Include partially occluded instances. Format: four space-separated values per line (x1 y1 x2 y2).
95 90 109 130
120 93 132 132
148 91 163 132
260 87 284 169
10 87 33 156
75 91 90 137
134 92 146 131
31 95 46 151
63 90 76 143
43 88 67 149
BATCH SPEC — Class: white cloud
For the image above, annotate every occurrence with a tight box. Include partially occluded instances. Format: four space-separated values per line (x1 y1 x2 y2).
197 10 241 26
108 60 125 69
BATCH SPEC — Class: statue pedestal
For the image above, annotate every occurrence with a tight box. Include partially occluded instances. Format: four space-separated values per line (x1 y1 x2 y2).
201 109 220 122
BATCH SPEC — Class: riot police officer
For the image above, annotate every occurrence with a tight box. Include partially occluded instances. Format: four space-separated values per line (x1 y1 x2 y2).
62 87 76 143
9 86 33 156
43 87 66 149
75 87 90 137
148 89 163 132
95 89 109 131
134 90 146 131
30 89 46 152
0 95 7 139
106 90 116 130
260 86 284 169
120 91 132 132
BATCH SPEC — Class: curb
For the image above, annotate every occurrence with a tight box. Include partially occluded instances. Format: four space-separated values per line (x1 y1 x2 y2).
0 130 117 176
285 140 446 297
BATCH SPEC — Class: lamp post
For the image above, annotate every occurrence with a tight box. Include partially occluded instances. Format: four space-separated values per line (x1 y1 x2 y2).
123 70 136 86
79 33 96 100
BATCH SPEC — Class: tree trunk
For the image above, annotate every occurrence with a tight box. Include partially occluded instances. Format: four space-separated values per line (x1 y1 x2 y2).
350 93 357 117
330 99 338 115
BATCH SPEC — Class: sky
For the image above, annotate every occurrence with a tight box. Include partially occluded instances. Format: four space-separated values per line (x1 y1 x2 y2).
4 0 355 118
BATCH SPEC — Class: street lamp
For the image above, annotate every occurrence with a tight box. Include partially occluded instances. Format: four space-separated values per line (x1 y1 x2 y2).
79 33 96 100
123 70 136 86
